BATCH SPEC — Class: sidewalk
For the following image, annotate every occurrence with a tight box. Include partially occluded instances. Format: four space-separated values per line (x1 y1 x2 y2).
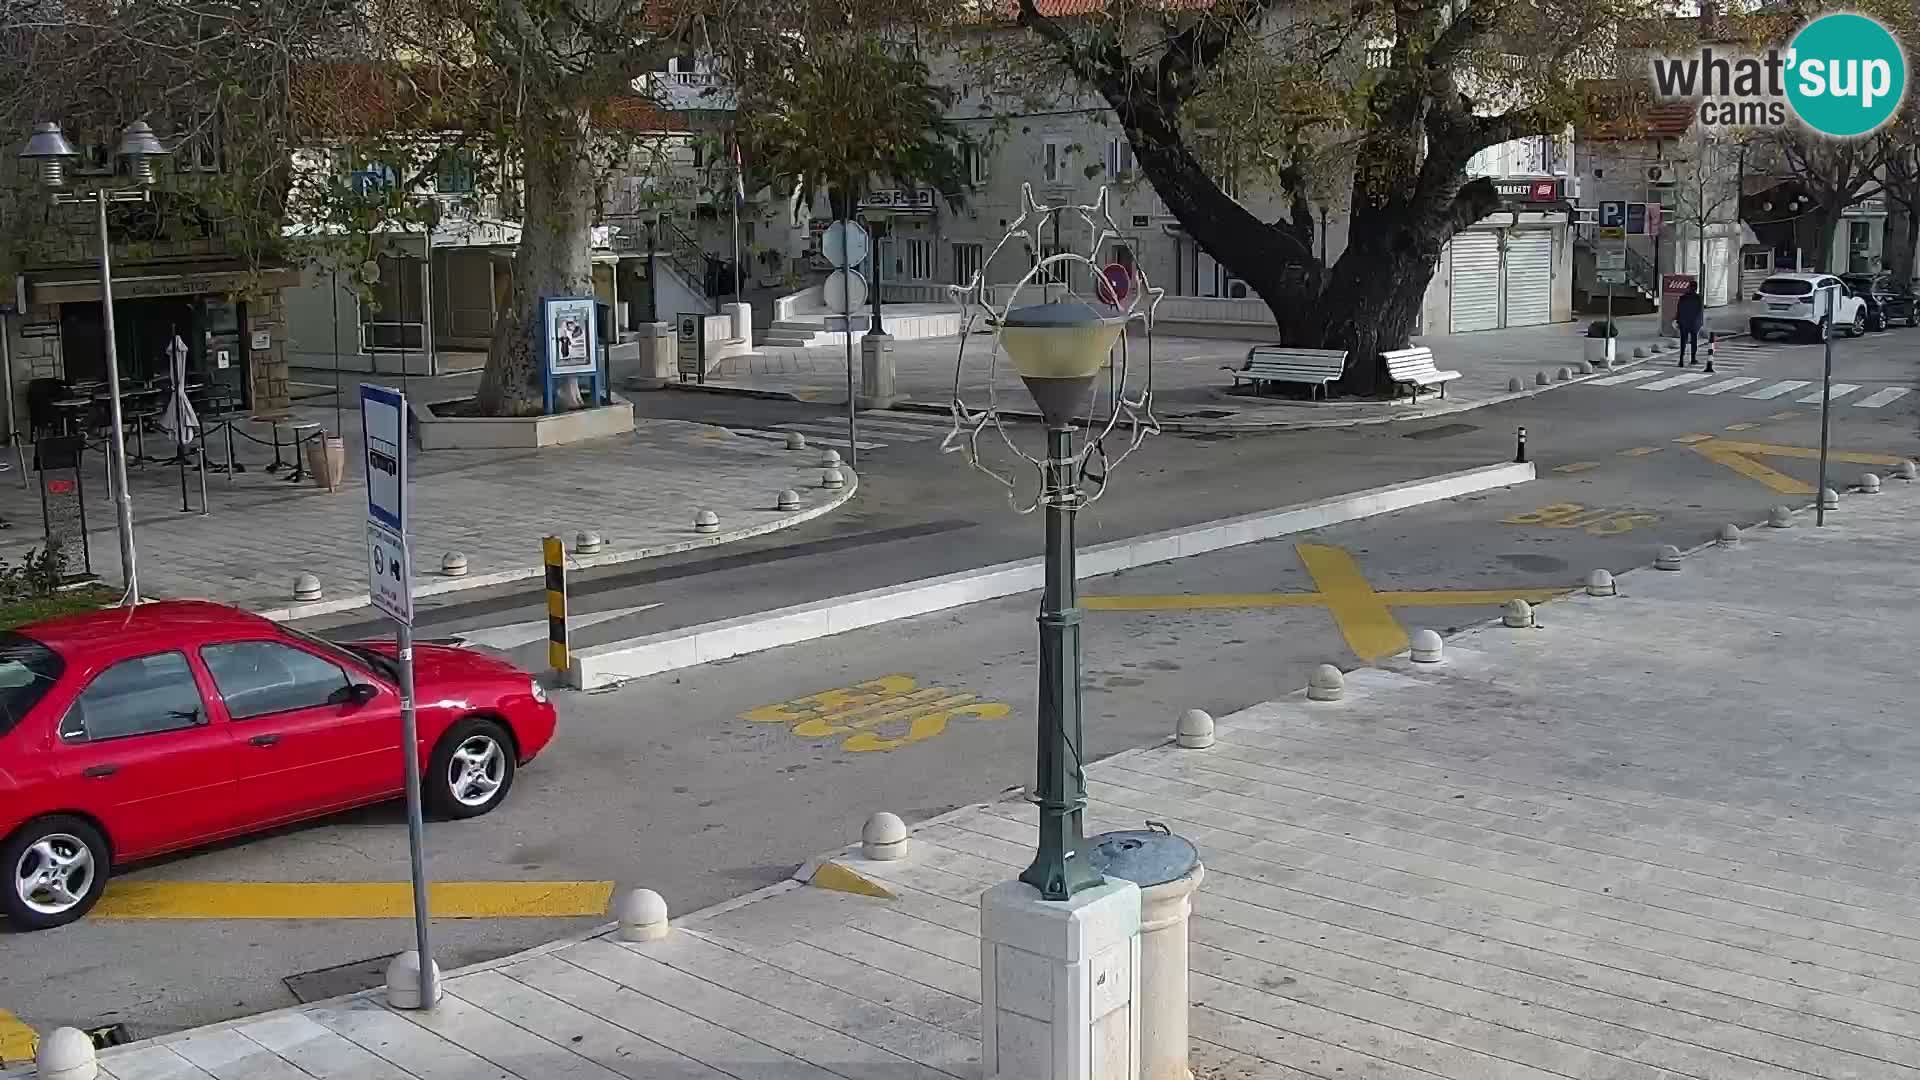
688 308 1738 431
0 401 854 617
38 475 1920 1080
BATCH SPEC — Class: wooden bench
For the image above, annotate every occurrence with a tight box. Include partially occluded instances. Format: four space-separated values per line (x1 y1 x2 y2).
1222 346 1349 399
1383 346 1462 402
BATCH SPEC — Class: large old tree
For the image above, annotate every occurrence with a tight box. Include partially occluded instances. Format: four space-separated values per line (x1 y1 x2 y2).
989 0 1665 393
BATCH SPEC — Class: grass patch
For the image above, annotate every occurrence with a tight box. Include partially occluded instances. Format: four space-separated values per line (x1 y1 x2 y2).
0 586 119 630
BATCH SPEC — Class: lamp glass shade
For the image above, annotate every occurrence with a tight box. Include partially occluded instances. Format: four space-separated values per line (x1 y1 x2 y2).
19 121 77 159
999 302 1126 381
116 121 169 159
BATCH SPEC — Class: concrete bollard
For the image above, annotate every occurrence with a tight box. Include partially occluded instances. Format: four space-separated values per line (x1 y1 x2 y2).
1502 599 1535 628
1654 545 1683 571
1633 346 1648 358
1137 865 1205 1080
785 431 807 450
1858 472 1881 494
1175 708 1215 749
292 573 321 602
1819 487 1840 511
861 812 910 861
1586 569 1616 596
693 509 720 534
1768 506 1793 528
820 449 842 469
1306 664 1344 701
1535 370 1551 386
1717 523 1740 546
1650 342 1665 354
614 888 671 942
441 551 468 577
575 530 604 555
1555 366 1572 382
1506 376 1525 393
820 467 845 489
1409 629 1443 663
384 950 442 1009
776 489 802 511
35 1027 96 1080
1896 460 1918 481
1576 360 1593 375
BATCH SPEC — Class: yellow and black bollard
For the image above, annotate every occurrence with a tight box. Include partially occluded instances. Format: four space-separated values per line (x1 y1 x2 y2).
543 536 569 675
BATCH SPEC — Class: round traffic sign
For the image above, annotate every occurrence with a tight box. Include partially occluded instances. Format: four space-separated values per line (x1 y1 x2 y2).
1098 263 1131 306
823 269 869 313
822 220 871 270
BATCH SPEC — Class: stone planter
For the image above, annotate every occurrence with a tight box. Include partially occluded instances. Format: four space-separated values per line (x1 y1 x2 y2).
1583 337 1616 367
305 435 347 491
413 397 636 450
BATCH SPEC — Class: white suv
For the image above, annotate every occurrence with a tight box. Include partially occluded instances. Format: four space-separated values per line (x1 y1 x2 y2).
1749 273 1867 342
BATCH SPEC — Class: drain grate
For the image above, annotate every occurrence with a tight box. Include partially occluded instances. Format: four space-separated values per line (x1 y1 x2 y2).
285 953 400 1003
1404 422 1478 440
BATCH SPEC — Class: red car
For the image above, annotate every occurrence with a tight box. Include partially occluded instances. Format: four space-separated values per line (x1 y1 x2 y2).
0 600 557 930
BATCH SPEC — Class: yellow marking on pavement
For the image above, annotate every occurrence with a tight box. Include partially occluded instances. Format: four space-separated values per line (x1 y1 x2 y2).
1689 438 1906 495
744 675 1009 753
811 862 895 899
1296 544 1409 661
1553 461 1602 473
0 1010 36 1065
1620 446 1663 457
1725 422 1760 431
1769 411 1799 420
1502 502 1661 536
1673 433 1715 444
92 881 615 920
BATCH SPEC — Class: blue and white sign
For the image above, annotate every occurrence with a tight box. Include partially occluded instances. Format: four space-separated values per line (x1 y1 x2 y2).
542 296 598 377
1598 201 1627 229
367 522 413 626
360 383 407 534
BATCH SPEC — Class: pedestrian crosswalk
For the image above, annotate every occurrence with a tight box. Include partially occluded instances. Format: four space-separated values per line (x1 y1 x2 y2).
1588 366 1912 408
728 409 958 453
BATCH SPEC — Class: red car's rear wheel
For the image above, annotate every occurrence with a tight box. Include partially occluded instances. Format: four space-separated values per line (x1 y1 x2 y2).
4 815 110 930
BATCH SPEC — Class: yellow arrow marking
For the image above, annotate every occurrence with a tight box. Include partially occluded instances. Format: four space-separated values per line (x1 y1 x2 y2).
92 880 614 920
1690 438 1906 495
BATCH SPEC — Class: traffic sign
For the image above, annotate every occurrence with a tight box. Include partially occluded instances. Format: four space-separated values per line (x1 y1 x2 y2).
1596 251 1626 270
1626 202 1648 236
1598 269 1628 285
1598 201 1626 229
1099 263 1132 306
823 269 869 313
822 220 870 270
367 522 413 625
360 384 406 535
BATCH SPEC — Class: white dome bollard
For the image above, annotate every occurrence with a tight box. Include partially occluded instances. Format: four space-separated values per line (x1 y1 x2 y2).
1576 360 1594 375
35 1027 96 1080
776 489 802 511
614 888 671 942
1768 505 1793 528
861 812 910 861
1858 472 1881 494
1306 664 1344 701
1535 370 1551 386
1896 460 1917 481
1409 629 1444 663
1654 545 1683 571
784 431 807 450
1502 599 1535 627
291 573 322 602
820 467 845 489
1175 708 1215 749
1633 345 1649 358
1554 366 1572 381
384 950 442 1009
819 449 842 468
1586 569 1616 596
1818 487 1840 511
693 509 720 534
575 530 604 554
1716 523 1741 546
1506 376 1525 392
441 551 468 577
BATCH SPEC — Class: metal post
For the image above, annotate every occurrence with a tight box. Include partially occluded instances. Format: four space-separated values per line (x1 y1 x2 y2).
1021 425 1102 901
396 622 435 1006
731 179 743 302
868 216 885 336
95 189 138 604
419 232 435 382
331 268 343 434
645 219 659 324
1817 283 1835 525
1 312 25 484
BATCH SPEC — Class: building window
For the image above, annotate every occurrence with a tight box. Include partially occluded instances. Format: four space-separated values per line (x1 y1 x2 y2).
963 141 990 186
1042 138 1071 184
1105 138 1135 182
176 109 222 173
952 242 984 285
896 238 935 282
1038 243 1070 284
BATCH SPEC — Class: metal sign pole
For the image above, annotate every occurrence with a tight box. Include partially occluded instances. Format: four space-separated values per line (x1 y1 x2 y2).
396 620 432 1007
1 312 24 484
1816 283 1835 526
843 237 858 469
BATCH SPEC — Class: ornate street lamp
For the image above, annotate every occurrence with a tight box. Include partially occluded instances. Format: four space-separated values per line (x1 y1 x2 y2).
942 185 1161 900
19 121 170 604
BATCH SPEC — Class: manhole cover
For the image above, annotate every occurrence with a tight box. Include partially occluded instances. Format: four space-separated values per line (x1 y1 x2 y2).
1404 423 1478 440
285 953 399 1003
1188 409 1235 419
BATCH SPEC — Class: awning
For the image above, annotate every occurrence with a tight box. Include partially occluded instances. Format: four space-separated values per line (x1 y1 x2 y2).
23 261 301 306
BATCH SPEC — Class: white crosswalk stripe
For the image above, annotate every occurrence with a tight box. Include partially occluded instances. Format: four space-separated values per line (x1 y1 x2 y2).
1855 387 1914 409
1797 383 1860 403
1588 369 1662 386
1639 372 1715 391
730 411 955 453
1745 380 1811 400
1689 377 1759 395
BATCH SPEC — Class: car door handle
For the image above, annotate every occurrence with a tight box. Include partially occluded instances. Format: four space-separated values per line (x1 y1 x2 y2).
82 764 118 778
249 734 282 747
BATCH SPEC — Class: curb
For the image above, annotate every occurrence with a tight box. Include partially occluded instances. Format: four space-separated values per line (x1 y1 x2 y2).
254 470 859 623
566 459 1535 689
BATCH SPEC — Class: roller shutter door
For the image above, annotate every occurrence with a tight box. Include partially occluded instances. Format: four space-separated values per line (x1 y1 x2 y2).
1502 230 1554 327
1450 232 1501 332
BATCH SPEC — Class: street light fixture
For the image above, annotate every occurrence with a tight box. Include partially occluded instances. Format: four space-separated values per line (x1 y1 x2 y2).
943 185 1161 900
18 120 170 605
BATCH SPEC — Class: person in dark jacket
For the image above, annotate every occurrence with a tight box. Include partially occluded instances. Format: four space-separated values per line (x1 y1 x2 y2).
1676 282 1705 366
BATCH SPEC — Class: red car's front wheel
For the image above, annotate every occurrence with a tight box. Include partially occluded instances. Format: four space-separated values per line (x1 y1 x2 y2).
4 815 110 930
427 718 517 819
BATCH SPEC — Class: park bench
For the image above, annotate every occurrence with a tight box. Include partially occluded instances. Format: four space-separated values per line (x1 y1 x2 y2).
1383 346 1462 403
1222 346 1349 400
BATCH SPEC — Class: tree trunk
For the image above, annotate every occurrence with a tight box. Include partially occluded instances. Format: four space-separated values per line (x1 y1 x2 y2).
478 110 596 416
1885 205 1917 284
1813 209 1841 273
1311 222 1438 397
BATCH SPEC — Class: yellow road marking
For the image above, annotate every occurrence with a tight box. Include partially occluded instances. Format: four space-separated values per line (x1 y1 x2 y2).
811 862 895 899
1621 446 1663 456
1553 462 1602 473
0 1010 35 1065
1769 411 1799 420
1673 433 1715 444
1689 438 1906 495
1503 502 1661 535
743 675 1009 752
1296 544 1409 661
1725 422 1759 431
92 881 614 920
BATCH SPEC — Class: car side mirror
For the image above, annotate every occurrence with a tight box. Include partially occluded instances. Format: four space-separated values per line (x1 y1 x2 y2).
331 683 379 707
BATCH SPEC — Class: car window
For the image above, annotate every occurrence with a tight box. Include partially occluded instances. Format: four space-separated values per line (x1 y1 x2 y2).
60 652 205 743
200 642 351 721
0 632 65 738
1760 277 1812 295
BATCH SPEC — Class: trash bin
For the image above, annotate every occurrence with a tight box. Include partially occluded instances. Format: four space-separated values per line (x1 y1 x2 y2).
1089 826 1204 1080
306 434 346 492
